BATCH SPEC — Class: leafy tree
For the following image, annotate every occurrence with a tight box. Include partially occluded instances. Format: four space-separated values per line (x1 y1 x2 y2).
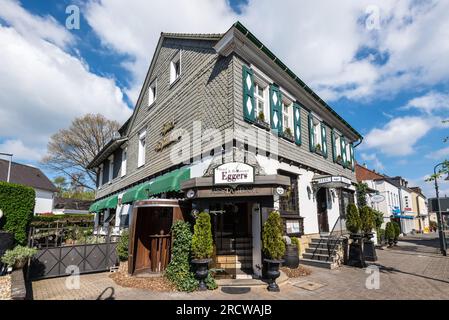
42 113 120 190
53 176 67 196
346 203 361 234
262 211 286 260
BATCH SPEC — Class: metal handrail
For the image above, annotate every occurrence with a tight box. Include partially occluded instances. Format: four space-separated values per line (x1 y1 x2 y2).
311 216 348 260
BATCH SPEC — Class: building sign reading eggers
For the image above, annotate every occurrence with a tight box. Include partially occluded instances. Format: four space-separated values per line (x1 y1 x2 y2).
214 162 254 185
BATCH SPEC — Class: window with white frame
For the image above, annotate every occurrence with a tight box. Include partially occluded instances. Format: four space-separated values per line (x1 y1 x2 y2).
312 116 322 149
345 142 351 164
148 79 157 106
108 155 114 183
335 134 342 158
98 164 104 187
281 99 293 133
121 147 127 177
137 130 146 167
170 51 181 84
254 82 268 122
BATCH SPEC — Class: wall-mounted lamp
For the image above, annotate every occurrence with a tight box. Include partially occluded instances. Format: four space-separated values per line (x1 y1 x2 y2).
307 186 312 200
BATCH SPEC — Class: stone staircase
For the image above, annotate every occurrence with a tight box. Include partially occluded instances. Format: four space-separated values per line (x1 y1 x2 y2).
215 238 253 279
299 235 344 269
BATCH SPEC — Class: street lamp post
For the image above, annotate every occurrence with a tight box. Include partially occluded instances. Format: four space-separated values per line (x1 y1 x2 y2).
434 162 448 256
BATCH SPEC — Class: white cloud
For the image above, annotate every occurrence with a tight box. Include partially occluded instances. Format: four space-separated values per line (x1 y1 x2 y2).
426 146 449 161
83 0 449 103
0 139 43 161
0 0 74 48
84 0 236 102
360 152 385 171
361 116 436 156
0 1 131 162
403 91 449 115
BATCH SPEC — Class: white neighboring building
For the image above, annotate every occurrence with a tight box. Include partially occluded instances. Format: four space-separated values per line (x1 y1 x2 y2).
356 164 400 228
0 159 57 214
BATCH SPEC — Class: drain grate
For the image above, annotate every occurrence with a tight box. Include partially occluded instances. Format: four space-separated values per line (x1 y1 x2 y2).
292 281 325 291
221 287 251 294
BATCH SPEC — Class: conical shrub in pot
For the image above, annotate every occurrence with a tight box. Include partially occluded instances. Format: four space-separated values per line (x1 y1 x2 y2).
191 212 214 291
262 211 286 292
392 221 401 245
385 222 395 247
345 204 365 267
360 206 377 261
346 203 361 235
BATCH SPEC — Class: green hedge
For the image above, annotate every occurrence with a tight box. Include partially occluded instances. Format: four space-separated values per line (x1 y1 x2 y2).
0 182 35 245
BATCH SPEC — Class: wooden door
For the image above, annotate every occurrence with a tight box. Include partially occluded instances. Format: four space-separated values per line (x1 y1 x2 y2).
316 188 329 233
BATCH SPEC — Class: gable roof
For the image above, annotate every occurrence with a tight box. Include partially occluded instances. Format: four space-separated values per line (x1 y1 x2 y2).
111 22 363 163
355 163 384 182
0 159 57 192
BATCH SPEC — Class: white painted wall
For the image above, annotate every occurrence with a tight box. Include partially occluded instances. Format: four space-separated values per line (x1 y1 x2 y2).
34 188 54 214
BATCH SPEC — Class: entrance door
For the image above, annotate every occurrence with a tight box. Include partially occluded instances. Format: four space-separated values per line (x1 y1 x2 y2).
211 202 251 254
316 188 329 233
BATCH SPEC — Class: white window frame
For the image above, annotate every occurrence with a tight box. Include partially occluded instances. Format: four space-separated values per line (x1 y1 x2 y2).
121 147 127 177
108 155 114 184
148 79 157 106
98 164 104 187
335 134 342 157
170 51 181 85
254 81 269 122
137 129 147 168
312 117 322 149
281 99 293 132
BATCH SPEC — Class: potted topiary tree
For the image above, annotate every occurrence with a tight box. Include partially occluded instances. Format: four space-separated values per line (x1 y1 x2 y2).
262 211 286 292
360 206 377 261
385 222 395 247
191 212 213 291
392 221 401 246
345 203 365 268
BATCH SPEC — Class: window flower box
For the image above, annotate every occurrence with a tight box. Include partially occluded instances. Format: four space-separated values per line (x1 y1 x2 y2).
315 144 323 155
255 112 270 131
282 128 295 142
336 155 343 165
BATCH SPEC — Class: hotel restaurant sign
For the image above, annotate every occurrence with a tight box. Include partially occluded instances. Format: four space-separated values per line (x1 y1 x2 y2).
213 162 255 185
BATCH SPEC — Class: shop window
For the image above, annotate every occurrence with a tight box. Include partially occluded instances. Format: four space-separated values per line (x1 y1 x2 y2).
278 170 299 217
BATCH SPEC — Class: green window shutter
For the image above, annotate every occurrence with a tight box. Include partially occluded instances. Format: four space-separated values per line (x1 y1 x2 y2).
308 113 314 152
331 129 337 163
242 65 255 122
293 103 302 145
269 84 282 135
350 143 355 171
341 138 347 167
321 123 328 158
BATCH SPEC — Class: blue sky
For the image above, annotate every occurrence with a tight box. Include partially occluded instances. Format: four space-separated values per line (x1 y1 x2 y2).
0 0 448 197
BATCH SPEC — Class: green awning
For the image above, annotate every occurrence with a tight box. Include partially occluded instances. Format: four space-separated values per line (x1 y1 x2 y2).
89 195 118 212
148 168 190 196
121 182 152 204
89 201 99 213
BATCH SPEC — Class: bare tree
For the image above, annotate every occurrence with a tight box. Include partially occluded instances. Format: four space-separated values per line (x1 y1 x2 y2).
42 114 120 190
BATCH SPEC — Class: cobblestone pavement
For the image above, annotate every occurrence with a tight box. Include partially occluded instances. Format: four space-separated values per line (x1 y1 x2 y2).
31 233 449 300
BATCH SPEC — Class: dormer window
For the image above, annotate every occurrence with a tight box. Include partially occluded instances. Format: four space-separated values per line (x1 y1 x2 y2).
148 79 157 106
170 51 181 85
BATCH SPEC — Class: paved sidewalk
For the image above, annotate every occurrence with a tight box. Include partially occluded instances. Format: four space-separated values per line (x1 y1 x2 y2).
31 234 449 300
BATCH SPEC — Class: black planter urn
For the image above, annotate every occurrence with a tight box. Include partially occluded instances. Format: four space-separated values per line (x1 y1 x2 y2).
347 233 366 268
264 259 283 292
282 245 299 269
363 232 377 262
191 258 211 291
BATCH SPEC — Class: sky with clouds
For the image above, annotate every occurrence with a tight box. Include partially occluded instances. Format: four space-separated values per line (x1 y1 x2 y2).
0 0 448 197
